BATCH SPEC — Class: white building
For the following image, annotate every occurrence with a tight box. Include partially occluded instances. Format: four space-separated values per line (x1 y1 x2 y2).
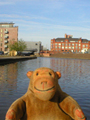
25 41 42 53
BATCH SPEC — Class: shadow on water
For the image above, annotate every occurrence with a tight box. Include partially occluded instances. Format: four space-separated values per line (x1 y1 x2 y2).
0 56 37 66
0 57 90 119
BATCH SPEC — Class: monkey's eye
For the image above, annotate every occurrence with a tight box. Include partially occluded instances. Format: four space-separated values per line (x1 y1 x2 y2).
49 72 52 76
36 72 39 76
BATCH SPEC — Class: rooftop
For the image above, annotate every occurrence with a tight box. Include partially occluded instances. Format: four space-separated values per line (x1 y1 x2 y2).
53 34 90 43
0 22 14 25
55 38 89 43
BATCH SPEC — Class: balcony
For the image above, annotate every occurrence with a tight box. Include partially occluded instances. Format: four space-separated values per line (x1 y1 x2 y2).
4 30 9 34
4 40 8 43
4 35 9 39
4 45 8 48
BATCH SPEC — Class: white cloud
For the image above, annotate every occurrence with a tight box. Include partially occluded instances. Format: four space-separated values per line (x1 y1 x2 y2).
0 13 51 21
0 14 20 18
0 2 14 5
1 12 90 33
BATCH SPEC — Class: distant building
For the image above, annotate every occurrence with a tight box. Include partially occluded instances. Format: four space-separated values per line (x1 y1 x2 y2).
51 34 90 53
25 41 42 53
0 22 18 54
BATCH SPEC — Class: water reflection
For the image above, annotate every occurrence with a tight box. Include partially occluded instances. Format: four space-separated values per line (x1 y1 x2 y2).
50 58 90 119
0 63 18 93
50 58 90 84
0 57 90 119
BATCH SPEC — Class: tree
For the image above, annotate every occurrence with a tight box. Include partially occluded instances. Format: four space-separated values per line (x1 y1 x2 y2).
9 39 27 52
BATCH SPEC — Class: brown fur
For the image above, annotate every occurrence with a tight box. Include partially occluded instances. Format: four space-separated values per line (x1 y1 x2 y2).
5 67 86 120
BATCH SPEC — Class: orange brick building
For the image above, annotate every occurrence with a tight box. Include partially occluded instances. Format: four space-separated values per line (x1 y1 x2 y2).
0 22 18 54
51 34 90 53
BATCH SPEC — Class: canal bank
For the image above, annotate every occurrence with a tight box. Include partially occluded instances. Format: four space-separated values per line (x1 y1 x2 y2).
0 55 37 65
50 53 90 60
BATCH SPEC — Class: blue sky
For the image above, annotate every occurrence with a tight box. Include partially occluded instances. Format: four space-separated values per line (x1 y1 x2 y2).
0 0 90 49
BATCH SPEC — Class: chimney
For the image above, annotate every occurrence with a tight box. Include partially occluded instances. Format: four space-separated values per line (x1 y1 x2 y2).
65 34 73 38
65 34 67 38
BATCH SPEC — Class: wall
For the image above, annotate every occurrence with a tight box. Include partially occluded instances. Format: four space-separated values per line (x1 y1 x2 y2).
25 41 41 53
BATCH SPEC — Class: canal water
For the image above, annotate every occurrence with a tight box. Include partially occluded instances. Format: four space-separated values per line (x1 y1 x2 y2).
0 57 90 120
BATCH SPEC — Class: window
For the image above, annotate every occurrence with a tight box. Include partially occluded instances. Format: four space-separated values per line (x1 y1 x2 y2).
79 41 81 43
59 43 61 45
62 47 64 49
70 41 75 42
69 44 71 46
72 47 74 49
72 44 74 46
55 43 57 45
79 44 81 46
83 45 85 47
75 46 78 49
1 29 2 32
62 43 64 46
79 47 81 49
65 44 68 46
1 34 2 37
86 45 88 47
55 46 57 48
75 44 78 46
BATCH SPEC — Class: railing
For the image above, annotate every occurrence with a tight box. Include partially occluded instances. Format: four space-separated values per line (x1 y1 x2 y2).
4 31 9 34
4 40 8 43
4 45 8 48
4 36 9 39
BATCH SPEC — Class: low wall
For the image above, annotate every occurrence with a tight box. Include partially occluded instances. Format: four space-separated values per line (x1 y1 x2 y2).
43 53 51 57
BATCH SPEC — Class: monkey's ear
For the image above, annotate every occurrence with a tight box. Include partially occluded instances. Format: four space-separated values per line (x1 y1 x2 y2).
56 71 61 79
27 71 33 78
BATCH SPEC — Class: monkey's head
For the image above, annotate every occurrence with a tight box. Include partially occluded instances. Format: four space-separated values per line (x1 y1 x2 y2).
27 67 61 101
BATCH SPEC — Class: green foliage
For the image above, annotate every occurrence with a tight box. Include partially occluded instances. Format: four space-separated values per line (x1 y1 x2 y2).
9 39 27 52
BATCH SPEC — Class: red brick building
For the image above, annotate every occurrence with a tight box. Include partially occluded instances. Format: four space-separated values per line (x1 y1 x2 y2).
0 22 18 54
51 34 90 53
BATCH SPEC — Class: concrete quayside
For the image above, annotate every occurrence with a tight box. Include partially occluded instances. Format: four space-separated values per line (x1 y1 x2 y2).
0 55 37 65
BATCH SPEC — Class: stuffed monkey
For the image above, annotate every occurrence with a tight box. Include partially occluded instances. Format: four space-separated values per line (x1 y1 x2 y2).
5 67 86 120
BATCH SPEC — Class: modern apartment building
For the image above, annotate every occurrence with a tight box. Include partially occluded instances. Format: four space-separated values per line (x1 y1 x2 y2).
0 22 18 54
51 34 90 53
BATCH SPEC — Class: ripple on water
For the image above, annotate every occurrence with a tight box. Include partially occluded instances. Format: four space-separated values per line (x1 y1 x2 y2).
0 58 90 119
